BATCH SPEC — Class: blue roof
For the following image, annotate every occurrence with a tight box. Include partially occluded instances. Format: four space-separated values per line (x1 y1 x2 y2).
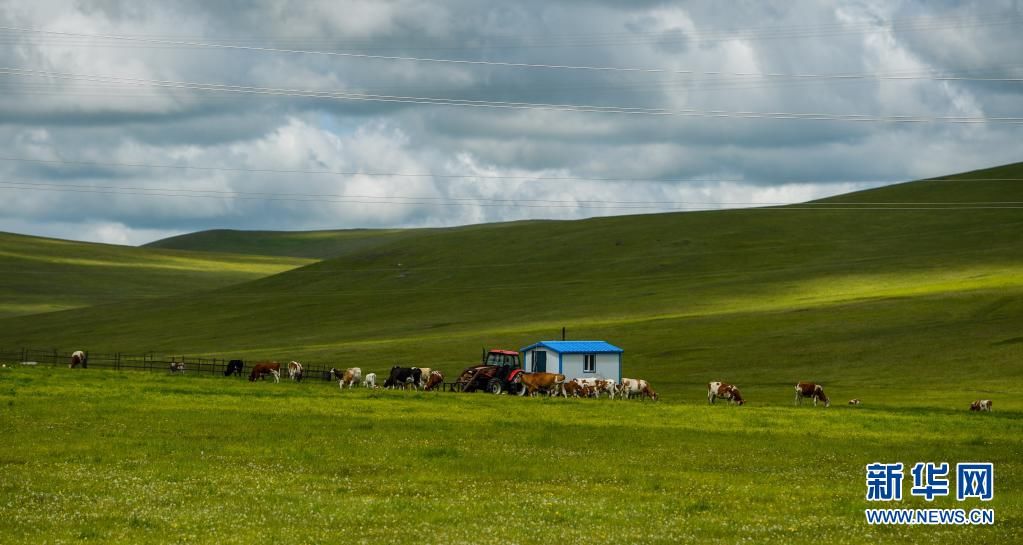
520 340 623 354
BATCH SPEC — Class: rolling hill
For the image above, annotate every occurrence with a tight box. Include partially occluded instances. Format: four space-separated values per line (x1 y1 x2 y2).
143 227 414 259
0 232 313 318
2 162 1022 406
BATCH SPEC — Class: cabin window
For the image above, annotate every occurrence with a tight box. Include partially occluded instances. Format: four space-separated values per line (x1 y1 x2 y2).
583 354 596 373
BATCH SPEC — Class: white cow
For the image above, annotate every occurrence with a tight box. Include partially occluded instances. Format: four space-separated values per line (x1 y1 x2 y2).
364 372 377 389
416 367 432 388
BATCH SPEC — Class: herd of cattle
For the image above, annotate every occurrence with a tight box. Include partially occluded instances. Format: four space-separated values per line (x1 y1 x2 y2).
65 351 995 410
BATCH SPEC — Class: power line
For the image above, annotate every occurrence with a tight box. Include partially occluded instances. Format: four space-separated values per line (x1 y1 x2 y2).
3 180 1023 210
0 156 1018 188
4 68 1021 123
3 13 1019 51
3 26 1023 82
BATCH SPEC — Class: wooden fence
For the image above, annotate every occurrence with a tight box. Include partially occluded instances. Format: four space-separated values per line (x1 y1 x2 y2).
0 347 339 381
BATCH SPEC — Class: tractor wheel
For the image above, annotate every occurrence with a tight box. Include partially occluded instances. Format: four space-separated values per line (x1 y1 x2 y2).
487 378 503 395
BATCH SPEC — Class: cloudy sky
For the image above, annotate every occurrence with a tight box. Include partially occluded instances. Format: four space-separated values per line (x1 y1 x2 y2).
0 0 1021 245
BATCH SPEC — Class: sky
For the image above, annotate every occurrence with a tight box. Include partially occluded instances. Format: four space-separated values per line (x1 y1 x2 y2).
0 0 1021 245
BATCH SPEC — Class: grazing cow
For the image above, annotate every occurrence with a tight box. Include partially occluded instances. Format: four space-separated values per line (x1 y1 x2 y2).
364 372 377 389
249 362 281 383
518 372 567 397
69 350 88 369
619 378 658 401
573 377 617 399
424 370 444 391
416 367 432 388
564 380 588 398
848 399 861 406
384 366 422 390
707 381 745 405
794 382 830 407
224 360 244 377
169 362 186 373
970 399 993 412
287 361 304 382
340 367 362 390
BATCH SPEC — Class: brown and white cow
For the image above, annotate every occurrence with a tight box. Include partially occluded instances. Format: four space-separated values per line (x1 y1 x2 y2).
69 350 87 369
794 382 830 407
970 399 992 412
249 361 281 383
564 380 588 398
517 372 567 397
574 377 617 399
707 381 745 405
619 378 658 401
340 367 362 389
423 370 444 391
287 361 304 382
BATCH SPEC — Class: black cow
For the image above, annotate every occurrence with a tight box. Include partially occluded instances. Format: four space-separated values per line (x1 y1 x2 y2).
224 360 245 377
384 366 422 390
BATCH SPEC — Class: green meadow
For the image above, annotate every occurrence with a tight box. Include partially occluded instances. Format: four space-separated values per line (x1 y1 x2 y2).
0 232 311 318
0 163 1021 543
0 370 1019 545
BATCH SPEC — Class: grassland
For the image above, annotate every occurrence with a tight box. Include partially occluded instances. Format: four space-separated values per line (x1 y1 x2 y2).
0 232 312 318
1 163 1021 544
1 369 1019 545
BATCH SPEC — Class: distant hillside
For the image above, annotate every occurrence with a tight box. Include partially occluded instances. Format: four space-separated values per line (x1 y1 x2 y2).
0 232 312 318
144 228 413 259
4 162 1022 404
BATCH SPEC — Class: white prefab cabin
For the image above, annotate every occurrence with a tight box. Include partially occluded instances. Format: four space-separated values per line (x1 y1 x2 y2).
519 340 623 382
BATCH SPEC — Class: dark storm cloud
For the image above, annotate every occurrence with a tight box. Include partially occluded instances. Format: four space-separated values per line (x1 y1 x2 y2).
0 0 1020 244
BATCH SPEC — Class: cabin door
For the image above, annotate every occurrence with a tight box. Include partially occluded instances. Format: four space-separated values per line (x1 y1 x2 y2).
532 351 547 373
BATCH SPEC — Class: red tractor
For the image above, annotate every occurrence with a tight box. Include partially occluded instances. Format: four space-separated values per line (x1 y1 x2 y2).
453 349 525 394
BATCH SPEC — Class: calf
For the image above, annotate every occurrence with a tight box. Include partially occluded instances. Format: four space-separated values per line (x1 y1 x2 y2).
574 377 616 399
518 372 567 397
384 366 422 390
249 362 281 383
364 372 377 389
70 350 88 369
707 381 745 405
619 378 658 401
288 361 304 382
848 399 861 406
970 399 993 412
424 370 444 391
341 367 362 389
169 362 186 373
794 382 830 407
224 360 244 377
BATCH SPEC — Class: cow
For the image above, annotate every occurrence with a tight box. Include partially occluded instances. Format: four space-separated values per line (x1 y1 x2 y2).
340 367 362 389
848 399 861 406
169 362 186 373
794 382 830 407
287 361 304 382
69 350 88 369
970 400 993 412
384 366 422 390
224 360 244 377
417 367 432 388
518 372 567 397
707 381 745 405
249 362 281 383
619 378 658 401
364 372 377 389
573 377 617 399
423 370 444 391
564 380 588 398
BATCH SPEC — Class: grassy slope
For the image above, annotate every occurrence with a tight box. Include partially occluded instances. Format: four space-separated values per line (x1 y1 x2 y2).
143 227 413 258
0 232 313 318
2 163 1022 406
1 370 1019 545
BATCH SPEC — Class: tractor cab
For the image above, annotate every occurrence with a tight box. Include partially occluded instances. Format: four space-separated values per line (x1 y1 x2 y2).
484 349 521 368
